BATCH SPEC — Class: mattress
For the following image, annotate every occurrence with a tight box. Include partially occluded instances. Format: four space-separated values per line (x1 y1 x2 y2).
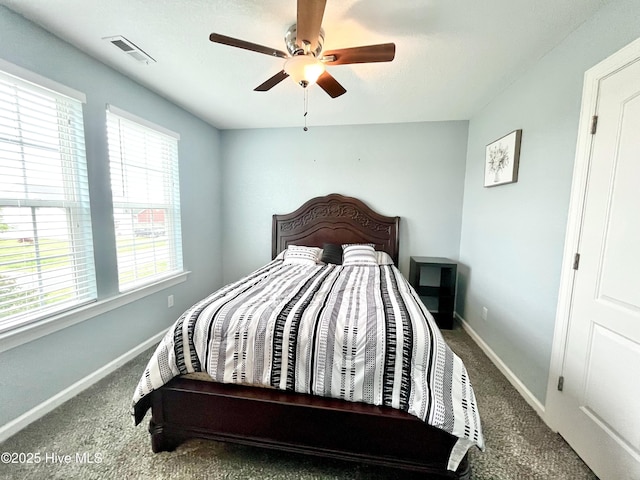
132 258 484 469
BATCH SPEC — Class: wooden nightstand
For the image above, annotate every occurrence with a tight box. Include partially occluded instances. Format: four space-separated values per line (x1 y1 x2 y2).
409 257 457 329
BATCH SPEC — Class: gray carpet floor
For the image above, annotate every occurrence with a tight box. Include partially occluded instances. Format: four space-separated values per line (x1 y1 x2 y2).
0 325 598 479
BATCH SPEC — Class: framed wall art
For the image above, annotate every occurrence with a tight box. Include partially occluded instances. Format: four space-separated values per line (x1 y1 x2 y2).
484 129 522 187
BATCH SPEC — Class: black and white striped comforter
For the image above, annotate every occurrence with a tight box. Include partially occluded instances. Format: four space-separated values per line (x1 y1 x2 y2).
132 259 484 470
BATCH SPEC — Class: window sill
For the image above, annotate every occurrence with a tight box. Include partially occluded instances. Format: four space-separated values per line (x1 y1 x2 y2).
0 271 190 354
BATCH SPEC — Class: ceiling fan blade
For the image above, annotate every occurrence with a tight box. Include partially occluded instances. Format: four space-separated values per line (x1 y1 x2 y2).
296 0 327 52
254 70 289 92
209 33 288 59
316 71 346 98
322 43 396 65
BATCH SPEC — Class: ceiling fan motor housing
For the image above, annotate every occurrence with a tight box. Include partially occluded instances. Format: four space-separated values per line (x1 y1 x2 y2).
285 24 324 57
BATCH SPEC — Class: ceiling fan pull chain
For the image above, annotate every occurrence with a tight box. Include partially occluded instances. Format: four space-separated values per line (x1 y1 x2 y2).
303 88 309 131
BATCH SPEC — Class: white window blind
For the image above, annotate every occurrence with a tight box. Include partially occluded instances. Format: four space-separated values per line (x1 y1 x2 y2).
0 68 96 332
106 106 183 292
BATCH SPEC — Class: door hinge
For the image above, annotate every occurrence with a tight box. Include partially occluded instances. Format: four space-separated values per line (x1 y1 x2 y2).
557 376 564 391
573 253 580 270
590 115 598 134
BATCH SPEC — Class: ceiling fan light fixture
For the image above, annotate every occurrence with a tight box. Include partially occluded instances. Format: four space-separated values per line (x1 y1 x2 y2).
284 55 325 87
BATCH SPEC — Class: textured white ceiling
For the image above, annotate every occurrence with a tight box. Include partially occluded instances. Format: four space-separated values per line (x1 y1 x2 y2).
2 0 609 130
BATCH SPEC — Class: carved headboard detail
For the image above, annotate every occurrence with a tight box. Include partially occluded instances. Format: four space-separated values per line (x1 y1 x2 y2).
272 193 400 265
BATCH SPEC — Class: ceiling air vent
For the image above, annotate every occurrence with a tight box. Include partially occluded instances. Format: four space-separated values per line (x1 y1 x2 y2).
103 35 156 64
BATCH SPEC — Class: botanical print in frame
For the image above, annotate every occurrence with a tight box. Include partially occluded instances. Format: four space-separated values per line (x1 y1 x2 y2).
484 129 522 187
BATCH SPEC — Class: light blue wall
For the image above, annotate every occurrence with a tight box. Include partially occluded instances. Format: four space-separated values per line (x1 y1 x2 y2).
0 7 223 425
220 121 469 282
458 0 640 403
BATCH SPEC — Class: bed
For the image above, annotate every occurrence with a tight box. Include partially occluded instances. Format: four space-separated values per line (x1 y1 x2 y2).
132 193 483 479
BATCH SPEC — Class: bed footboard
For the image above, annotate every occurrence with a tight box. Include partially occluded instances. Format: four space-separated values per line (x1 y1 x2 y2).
148 377 470 479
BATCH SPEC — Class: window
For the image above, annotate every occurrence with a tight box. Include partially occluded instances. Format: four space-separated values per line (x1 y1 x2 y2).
0 67 96 332
106 105 183 291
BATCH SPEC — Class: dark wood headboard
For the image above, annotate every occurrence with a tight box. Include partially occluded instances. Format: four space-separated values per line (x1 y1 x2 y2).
272 194 400 265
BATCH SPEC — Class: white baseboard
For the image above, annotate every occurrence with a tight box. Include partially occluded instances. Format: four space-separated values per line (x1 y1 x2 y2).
455 313 547 420
0 328 167 444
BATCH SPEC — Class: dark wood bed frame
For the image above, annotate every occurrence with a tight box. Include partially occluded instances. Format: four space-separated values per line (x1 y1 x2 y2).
147 194 471 479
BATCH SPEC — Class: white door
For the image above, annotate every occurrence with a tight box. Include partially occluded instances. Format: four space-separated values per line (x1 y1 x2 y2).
548 42 640 480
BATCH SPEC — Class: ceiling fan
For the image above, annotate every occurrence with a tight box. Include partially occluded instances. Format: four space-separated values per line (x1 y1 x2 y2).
209 0 396 98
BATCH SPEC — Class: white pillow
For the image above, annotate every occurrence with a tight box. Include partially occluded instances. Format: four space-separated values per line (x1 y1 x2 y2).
342 244 377 266
283 245 322 266
376 251 394 265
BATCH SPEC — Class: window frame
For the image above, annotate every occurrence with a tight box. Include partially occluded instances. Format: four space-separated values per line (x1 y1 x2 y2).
106 104 184 292
0 61 97 333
